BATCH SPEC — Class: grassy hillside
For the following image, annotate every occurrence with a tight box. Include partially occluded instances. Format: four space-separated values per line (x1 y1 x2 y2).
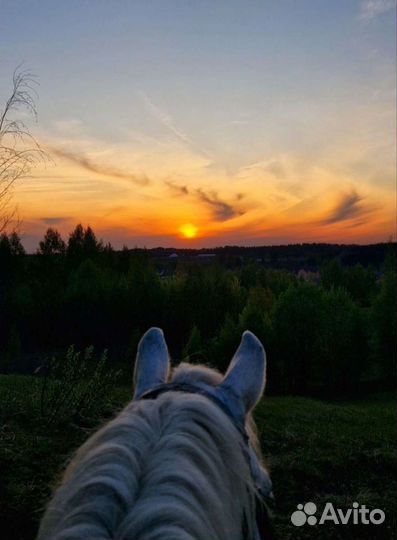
255 394 396 539
0 374 395 540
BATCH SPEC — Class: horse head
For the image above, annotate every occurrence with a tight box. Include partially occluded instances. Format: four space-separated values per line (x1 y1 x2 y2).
37 328 272 540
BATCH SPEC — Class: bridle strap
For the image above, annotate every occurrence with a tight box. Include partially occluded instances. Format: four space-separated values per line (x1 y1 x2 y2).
138 381 249 441
137 381 276 540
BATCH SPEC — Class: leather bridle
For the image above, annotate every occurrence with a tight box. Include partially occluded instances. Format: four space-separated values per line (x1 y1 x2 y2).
137 381 276 540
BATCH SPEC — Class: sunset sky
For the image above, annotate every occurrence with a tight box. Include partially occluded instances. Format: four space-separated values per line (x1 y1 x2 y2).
1 0 396 250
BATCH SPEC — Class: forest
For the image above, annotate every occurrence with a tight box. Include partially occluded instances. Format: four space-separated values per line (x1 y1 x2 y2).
1 226 396 540
1 224 396 397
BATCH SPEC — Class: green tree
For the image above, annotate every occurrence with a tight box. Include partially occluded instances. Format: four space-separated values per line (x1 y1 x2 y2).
8 232 25 255
1 324 21 373
67 223 85 260
67 224 103 262
320 259 345 290
38 228 66 255
344 264 376 306
323 287 368 391
272 282 328 394
83 226 102 257
371 268 397 379
182 325 205 363
239 286 273 345
210 315 241 373
0 233 11 258
0 232 25 279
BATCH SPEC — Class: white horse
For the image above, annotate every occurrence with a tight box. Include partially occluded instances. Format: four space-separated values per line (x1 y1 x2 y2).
37 328 273 540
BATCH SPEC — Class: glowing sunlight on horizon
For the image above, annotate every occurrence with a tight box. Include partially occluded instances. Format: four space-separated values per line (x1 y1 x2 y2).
179 224 199 239
2 0 395 251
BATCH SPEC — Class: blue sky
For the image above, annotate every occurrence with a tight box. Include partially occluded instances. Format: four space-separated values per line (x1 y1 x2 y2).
0 0 395 248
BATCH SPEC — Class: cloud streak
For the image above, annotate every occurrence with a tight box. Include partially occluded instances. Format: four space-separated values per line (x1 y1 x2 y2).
138 91 214 161
139 91 192 146
359 0 395 21
164 180 244 221
51 147 150 186
322 191 369 225
164 180 189 196
41 216 72 225
196 188 243 221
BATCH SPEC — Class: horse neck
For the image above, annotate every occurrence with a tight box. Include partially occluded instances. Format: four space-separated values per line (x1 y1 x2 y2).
37 393 257 540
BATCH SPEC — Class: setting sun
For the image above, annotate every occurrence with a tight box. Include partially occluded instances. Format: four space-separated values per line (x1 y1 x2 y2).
179 223 198 239
2 0 395 252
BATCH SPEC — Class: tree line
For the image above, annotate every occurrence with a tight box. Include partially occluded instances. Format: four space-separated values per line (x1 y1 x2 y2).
0 225 395 396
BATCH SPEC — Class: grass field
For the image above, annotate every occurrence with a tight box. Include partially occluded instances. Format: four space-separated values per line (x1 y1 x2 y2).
0 374 395 540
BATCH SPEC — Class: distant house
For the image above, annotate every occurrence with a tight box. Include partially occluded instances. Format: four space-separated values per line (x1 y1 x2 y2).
168 253 178 259
297 269 320 283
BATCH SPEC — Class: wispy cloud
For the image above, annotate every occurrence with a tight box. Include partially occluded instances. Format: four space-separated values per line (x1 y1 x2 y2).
41 216 72 225
196 189 243 221
164 180 189 196
138 91 214 161
164 180 244 221
138 91 192 146
322 191 369 225
53 119 84 135
51 147 150 186
359 0 395 21
240 158 287 180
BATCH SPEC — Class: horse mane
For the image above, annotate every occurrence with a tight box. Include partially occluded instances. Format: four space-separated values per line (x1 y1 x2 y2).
37 363 264 540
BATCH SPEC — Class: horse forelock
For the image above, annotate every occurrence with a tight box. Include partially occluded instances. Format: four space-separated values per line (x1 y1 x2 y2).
171 362 223 386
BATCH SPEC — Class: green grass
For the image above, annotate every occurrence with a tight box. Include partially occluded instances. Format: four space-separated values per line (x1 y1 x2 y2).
0 375 395 540
255 394 397 539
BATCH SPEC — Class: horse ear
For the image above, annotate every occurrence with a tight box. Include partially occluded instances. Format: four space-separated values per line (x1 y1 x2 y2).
133 327 170 399
220 331 266 413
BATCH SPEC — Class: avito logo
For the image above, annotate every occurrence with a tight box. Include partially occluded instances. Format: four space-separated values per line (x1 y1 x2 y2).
291 501 385 526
